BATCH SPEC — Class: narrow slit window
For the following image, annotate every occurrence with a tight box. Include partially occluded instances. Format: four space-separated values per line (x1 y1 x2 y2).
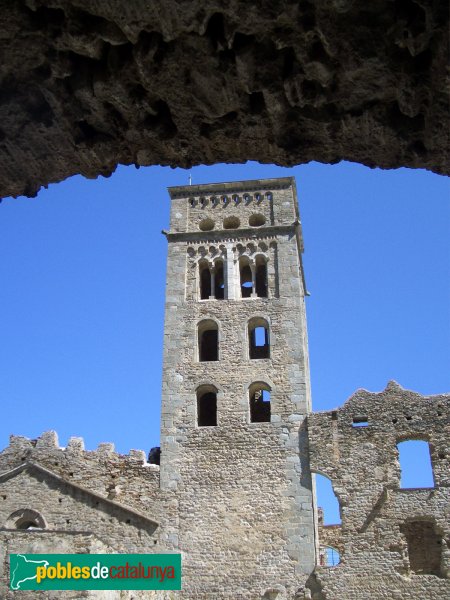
199 260 211 300
198 320 219 362
249 384 271 423
240 258 253 298
255 256 268 297
197 387 217 427
214 259 225 300
248 318 270 359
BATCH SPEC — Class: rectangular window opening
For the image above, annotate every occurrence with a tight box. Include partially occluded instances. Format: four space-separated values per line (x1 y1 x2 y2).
352 416 369 428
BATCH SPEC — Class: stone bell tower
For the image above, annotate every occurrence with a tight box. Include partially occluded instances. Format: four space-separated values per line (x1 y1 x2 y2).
160 177 315 598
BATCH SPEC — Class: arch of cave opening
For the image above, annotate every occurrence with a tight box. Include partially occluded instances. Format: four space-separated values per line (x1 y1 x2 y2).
255 255 268 297
198 320 219 362
214 259 225 300
397 440 434 489
239 257 253 298
197 387 217 427
248 318 270 359
199 260 211 300
249 383 271 423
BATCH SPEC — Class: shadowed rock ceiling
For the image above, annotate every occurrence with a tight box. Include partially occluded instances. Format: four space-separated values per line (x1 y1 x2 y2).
1 0 448 198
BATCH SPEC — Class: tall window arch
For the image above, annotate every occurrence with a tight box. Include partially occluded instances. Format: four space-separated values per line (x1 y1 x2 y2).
239 256 253 298
199 259 211 300
255 255 268 297
248 317 270 359
197 385 218 427
249 382 271 423
198 319 219 362
214 259 225 300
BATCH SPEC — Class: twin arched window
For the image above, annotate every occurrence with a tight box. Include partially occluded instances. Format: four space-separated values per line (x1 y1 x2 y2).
239 256 268 298
196 382 271 426
197 317 271 362
199 255 268 300
199 259 225 300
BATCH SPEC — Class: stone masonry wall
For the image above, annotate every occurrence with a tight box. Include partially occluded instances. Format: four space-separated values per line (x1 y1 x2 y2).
0 431 161 520
0 431 183 556
160 178 315 599
307 381 450 600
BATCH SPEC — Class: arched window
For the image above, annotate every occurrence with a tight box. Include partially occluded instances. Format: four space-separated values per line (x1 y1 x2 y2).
397 440 434 488
248 317 270 359
249 382 271 423
214 259 225 300
199 259 211 300
255 255 268 298
6 509 46 530
198 320 219 362
197 385 217 427
239 256 253 298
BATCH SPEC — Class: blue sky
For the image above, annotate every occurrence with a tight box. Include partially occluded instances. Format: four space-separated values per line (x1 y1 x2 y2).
1 161 449 473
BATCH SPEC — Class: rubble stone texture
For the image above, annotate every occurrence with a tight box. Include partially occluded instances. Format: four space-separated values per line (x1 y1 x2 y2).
308 381 450 599
0 0 449 199
0 178 448 599
159 178 314 598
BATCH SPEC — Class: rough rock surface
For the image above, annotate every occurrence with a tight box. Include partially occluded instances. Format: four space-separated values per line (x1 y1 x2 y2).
0 0 448 198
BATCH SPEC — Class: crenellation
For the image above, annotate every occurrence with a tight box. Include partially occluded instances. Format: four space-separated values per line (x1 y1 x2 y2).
35 430 59 448
67 436 85 452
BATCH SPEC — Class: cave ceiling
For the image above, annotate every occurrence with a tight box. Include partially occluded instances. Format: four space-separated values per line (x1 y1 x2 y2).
0 0 448 198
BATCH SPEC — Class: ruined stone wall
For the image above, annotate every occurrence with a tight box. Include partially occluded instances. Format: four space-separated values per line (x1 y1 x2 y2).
0 431 182 597
0 431 161 519
160 178 314 599
307 382 450 599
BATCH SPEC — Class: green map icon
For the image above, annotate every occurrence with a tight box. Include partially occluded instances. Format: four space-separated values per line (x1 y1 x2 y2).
10 554 49 590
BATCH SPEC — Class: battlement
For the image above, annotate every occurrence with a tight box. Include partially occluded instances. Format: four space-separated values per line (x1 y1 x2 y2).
0 431 161 521
5 430 155 465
